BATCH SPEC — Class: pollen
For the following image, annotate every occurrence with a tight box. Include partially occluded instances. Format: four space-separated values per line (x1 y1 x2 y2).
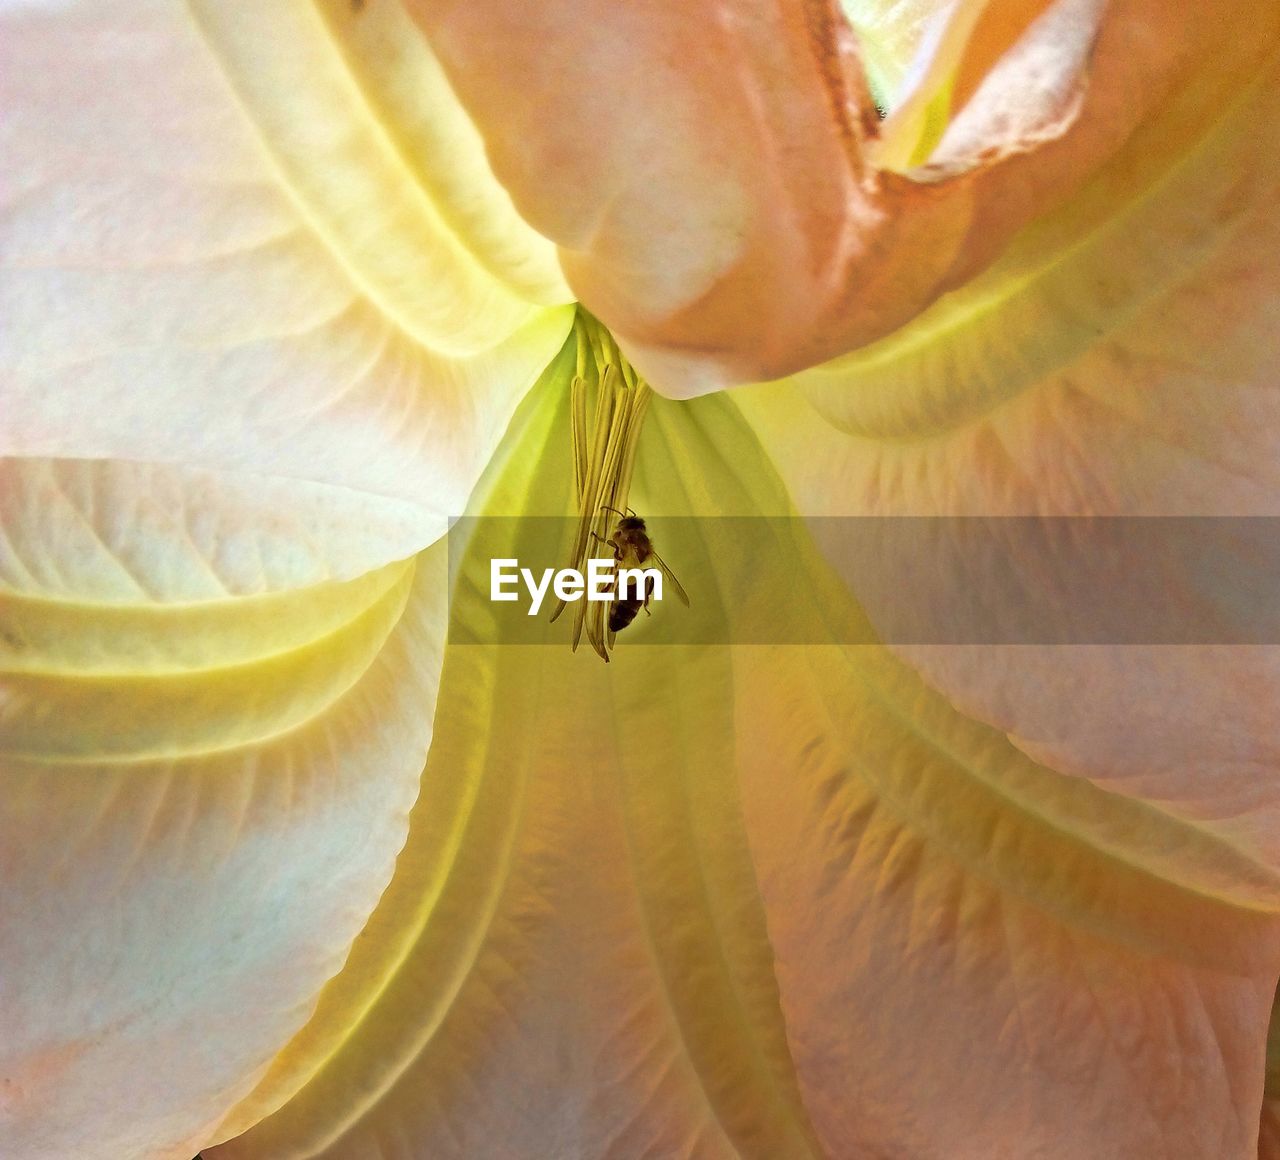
550 310 652 660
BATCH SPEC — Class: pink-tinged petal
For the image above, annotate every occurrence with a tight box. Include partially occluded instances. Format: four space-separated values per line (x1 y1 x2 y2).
403 0 1276 393
0 0 572 547
735 44 1280 876
735 641 1280 1159
722 399 1280 1157
402 0 876 392
0 455 454 1159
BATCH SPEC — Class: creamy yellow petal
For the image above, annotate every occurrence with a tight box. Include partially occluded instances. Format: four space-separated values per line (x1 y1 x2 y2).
185 0 570 314
0 454 453 1159
0 5 574 1152
203 361 822 1160
0 0 572 544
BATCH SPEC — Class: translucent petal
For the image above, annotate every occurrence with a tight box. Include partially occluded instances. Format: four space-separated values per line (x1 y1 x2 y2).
885 0 1103 172
205 365 821 1160
0 458 436 601
208 378 1279 1158
185 0 570 312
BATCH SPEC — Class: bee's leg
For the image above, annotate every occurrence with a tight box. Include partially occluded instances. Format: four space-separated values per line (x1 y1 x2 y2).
590 530 624 563
589 531 620 557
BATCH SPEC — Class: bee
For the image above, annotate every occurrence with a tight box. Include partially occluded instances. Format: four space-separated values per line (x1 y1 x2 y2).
595 506 690 638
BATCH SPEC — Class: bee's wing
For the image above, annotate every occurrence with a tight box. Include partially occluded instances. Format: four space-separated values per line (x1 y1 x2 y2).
648 551 691 607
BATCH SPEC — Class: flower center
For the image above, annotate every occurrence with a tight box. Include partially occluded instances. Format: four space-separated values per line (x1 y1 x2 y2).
550 309 653 659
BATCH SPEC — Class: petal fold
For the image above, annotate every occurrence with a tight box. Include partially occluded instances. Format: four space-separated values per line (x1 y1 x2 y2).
735 42 1280 879
208 376 1280 1158
736 640 1280 1159
404 0 1277 392
0 456 452 1159
1 0 573 549
205 359 822 1160
185 0 570 326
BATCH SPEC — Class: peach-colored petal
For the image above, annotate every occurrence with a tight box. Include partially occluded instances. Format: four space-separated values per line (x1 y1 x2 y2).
0 0 572 550
735 41 1280 878
403 0 1275 393
735 641 1280 1159
0 455 454 1159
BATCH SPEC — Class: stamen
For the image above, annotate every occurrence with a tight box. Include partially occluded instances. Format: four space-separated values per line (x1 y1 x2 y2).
550 311 652 661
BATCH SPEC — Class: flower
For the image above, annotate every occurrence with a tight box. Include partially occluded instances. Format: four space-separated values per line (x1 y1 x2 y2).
2 1 1279 1158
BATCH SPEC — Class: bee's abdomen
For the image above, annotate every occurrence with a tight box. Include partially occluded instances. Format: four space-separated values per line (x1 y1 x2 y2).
609 600 641 632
